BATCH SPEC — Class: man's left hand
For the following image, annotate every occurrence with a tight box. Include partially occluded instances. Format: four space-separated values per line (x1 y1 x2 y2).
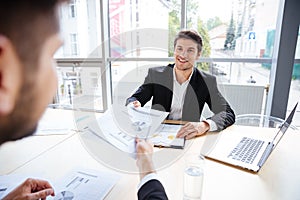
176 121 209 139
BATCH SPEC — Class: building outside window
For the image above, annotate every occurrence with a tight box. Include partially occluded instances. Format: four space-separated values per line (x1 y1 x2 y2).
54 0 299 126
70 33 78 56
69 0 77 18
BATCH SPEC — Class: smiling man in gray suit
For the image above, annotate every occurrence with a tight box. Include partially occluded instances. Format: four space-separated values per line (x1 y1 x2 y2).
127 30 235 139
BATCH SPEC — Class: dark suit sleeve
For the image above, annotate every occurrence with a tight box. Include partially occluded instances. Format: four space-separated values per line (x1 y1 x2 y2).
138 179 168 200
126 68 154 106
206 75 235 130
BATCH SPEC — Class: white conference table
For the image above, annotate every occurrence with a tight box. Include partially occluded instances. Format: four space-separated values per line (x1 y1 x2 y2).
0 109 300 200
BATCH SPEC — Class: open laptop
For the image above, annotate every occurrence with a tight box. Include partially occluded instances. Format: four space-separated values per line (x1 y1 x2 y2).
202 102 298 173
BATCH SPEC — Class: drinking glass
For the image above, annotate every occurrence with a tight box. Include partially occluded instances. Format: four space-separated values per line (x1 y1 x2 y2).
183 154 205 200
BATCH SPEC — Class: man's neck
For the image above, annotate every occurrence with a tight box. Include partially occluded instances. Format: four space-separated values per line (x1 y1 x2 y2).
174 66 193 84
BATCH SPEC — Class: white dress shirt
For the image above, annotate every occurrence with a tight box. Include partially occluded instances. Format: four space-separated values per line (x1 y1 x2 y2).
137 172 160 190
168 66 192 120
168 66 218 131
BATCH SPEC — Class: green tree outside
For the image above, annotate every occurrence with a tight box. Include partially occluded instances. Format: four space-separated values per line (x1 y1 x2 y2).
224 14 236 50
206 17 223 31
196 18 211 71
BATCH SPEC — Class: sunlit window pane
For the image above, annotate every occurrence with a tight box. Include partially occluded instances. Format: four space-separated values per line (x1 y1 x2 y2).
186 0 279 58
54 0 103 111
109 0 179 58
56 0 102 58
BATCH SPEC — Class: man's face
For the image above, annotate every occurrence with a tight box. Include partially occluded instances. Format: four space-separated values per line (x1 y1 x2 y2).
28 33 62 127
174 38 201 71
0 33 62 143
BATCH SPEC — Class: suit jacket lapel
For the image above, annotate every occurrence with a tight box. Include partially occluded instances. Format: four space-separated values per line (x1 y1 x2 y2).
163 64 174 112
152 64 173 112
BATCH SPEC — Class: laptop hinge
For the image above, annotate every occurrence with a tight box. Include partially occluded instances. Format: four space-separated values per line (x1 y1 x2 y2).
258 142 274 167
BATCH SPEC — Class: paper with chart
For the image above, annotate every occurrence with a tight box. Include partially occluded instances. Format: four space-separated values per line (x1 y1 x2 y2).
0 168 119 200
0 174 28 199
35 108 77 135
48 168 120 200
150 124 185 149
87 110 136 154
118 105 169 138
87 106 169 154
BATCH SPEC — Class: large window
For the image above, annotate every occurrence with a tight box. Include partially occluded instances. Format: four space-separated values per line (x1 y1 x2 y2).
54 0 103 111
108 0 280 80
109 0 173 58
185 0 280 84
108 0 178 107
54 0 299 127
108 0 280 112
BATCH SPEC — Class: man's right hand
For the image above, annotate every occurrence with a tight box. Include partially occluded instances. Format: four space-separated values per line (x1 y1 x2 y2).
2 178 55 200
132 100 141 108
135 138 155 180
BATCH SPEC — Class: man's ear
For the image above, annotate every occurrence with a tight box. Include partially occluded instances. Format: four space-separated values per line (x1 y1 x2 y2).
0 35 22 116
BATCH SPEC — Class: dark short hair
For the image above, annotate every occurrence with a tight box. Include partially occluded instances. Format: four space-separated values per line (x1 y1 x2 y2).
0 0 68 70
173 30 203 53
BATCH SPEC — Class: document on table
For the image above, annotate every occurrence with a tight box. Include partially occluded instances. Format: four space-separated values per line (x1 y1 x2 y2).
86 105 169 154
49 168 120 200
87 109 137 154
0 174 27 199
35 108 77 135
0 168 120 200
150 124 185 149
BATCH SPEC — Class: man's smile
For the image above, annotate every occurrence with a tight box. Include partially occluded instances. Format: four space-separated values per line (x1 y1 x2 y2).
177 56 188 63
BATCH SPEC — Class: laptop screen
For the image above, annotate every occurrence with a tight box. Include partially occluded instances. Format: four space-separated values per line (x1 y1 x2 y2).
272 102 298 147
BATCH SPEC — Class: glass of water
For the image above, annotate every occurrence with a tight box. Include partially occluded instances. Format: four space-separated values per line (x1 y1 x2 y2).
183 153 205 200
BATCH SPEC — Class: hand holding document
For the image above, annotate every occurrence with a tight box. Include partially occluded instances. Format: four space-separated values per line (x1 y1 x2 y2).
87 109 137 155
87 105 168 155
0 168 120 200
124 105 185 148
86 105 185 157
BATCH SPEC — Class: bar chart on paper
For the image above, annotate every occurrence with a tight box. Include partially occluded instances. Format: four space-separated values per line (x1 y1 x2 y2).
49 168 120 200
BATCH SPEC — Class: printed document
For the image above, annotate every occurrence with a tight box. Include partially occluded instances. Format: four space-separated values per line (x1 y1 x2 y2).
0 168 120 200
87 105 169 154
150 124 185 149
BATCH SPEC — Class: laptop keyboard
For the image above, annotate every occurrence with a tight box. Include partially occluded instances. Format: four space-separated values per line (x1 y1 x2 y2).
227 137 265 164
